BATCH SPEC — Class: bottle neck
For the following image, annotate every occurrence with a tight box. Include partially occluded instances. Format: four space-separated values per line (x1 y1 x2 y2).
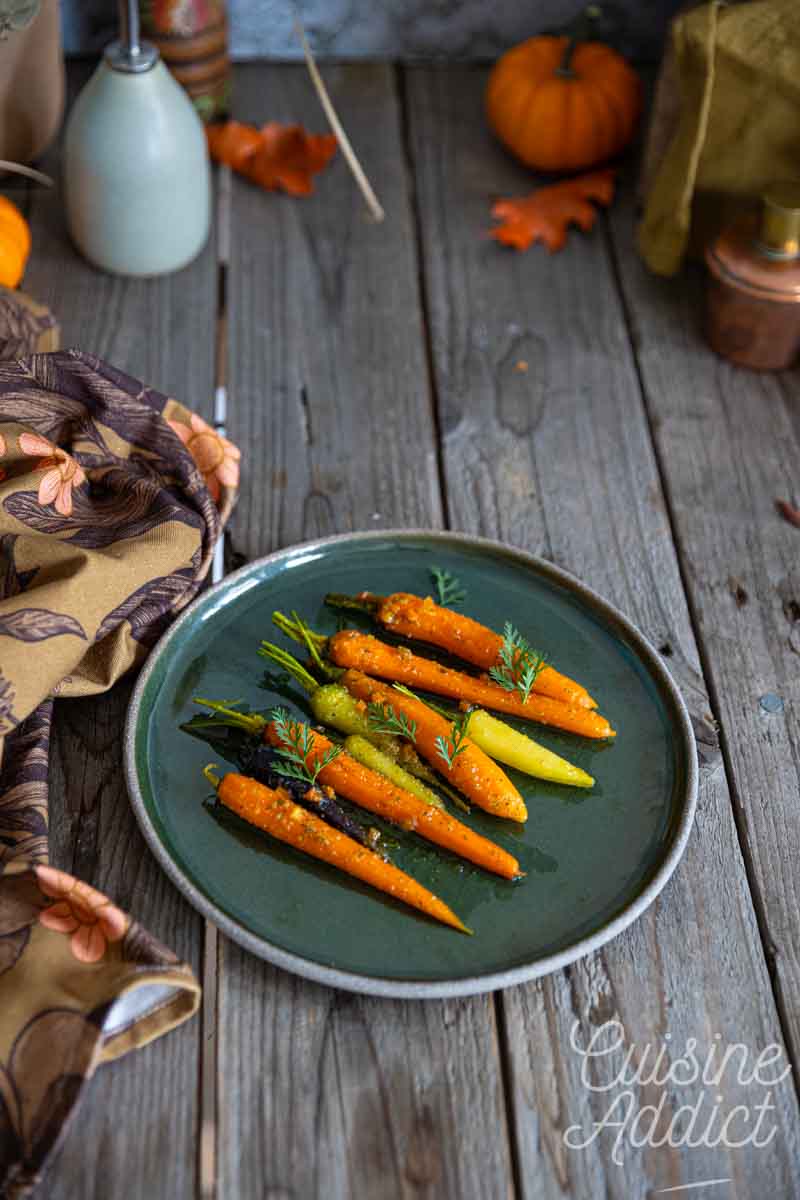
105 0 159 73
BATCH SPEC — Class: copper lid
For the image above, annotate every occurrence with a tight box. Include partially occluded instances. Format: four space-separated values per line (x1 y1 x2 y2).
706 206 800 303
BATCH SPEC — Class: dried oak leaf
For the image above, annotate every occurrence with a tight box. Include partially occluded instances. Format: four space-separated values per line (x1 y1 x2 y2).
207 119 337 197
490 168 616 252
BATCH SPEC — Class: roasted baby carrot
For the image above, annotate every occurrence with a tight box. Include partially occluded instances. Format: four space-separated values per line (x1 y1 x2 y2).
328 630 614 740
326 590 596 709
257 641 450 809
341 670 529 822
264 720 522 878
208 768 470 932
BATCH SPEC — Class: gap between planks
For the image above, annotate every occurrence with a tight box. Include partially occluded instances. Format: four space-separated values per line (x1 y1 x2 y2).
395 65 452 531
198 163 232 1200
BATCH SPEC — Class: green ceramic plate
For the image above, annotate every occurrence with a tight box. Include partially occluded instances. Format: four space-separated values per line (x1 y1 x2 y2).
124 531 697 998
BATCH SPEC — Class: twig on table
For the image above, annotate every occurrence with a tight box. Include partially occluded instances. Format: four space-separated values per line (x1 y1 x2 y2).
294 18 385 223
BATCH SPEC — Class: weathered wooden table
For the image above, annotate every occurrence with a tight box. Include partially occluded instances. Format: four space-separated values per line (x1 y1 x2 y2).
26 64 800 1199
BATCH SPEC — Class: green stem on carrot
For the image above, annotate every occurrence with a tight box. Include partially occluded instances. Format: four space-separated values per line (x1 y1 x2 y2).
324 592 382 616
271 610 335 676
193 698 266 738
258 642 322 693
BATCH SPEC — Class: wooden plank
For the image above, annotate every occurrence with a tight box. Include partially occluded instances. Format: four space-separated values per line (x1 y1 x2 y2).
227 63 442 559
219 63 513 1200
405 65 800 1198
220 954 513 1200
608 180 800 1063
20 62 217 1198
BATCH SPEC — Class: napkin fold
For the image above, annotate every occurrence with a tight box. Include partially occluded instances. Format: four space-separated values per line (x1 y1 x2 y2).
0 347 240 1198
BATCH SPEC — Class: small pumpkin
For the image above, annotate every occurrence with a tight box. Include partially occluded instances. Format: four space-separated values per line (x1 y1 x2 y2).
0 195 30 288
486 33 641 174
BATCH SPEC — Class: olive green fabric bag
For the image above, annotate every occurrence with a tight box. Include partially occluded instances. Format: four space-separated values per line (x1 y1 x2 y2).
638 0 800 275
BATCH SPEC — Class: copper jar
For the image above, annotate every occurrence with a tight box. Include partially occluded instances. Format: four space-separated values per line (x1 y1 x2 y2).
705 184 800 371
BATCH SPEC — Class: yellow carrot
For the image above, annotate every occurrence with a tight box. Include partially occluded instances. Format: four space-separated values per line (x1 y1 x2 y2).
465 709 594 788
343 734 450 814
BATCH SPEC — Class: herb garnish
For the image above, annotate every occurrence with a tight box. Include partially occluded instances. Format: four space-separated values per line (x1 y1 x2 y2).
489 622 547 704
435 707 474 769
431 566 466 608
269 707 342 785
367 700 417 743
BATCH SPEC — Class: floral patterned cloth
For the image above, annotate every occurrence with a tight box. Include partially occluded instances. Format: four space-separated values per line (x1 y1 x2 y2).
0 349 240 1198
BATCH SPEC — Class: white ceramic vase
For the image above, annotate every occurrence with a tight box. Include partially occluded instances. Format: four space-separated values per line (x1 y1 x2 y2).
63 55 210 277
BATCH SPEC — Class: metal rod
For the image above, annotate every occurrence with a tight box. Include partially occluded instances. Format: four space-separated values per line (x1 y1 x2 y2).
106 0 156 72
119 0 141 57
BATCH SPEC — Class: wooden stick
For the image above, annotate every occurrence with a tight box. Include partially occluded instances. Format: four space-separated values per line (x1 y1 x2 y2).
294 19 385 223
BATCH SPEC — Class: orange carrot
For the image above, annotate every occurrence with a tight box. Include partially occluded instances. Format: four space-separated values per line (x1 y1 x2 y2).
214 770 470 933
264 721 522 878
340 670 529 822
340 591 596 709
328 630 614 740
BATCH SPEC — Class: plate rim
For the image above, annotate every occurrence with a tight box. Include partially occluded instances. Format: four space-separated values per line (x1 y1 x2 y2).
124 528 699 999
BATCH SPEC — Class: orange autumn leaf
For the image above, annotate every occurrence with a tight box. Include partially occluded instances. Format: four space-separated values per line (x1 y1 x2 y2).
249 123 338 195
206 119 337 197
490 168 616 252
206 120 263 172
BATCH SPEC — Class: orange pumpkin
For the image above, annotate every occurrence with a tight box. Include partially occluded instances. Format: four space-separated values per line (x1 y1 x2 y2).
486 36 641 173
0 196 31 288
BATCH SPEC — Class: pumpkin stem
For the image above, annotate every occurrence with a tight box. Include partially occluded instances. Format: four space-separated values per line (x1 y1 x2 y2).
556 35 579 77
556 4 604 77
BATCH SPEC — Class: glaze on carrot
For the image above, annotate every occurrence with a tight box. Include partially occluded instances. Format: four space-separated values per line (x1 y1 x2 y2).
327 590 596 709
340 670 529 822
213 770 470 933
264 721 522 878
328 630 614 740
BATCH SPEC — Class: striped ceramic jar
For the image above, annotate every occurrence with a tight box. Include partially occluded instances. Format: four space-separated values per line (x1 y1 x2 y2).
140 0 230 122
